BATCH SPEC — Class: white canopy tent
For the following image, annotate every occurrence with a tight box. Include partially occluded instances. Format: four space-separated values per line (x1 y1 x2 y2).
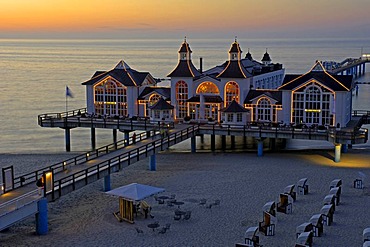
106 183 165 223
106 183 165 201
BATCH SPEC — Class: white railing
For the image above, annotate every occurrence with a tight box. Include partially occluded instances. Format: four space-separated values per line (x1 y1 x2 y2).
0 189 41 217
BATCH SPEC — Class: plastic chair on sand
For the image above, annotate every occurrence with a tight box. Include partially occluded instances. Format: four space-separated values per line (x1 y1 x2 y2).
135 227 144 234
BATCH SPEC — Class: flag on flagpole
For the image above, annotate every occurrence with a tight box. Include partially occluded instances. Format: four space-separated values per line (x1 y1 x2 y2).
66 86 74 98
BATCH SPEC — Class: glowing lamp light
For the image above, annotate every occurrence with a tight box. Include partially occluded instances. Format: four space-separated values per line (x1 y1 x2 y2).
305 109 321 113
45 172 52 179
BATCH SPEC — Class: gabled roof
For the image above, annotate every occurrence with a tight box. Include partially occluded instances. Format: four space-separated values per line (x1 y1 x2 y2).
138 87 171 100
167 60 201 78
149 97 174 110
278 61 352 91
221 100 249 113
186 95 223 103
82 60 153 87
244 90 282 104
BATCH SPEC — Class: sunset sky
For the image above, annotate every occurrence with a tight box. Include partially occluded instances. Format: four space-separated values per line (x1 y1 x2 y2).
1 0 370 39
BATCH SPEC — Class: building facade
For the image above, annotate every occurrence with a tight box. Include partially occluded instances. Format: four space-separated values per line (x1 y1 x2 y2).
81 40 353 128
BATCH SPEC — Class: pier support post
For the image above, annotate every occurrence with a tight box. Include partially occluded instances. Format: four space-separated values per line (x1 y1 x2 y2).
191 136 196 153
36 198 48 235
211 134 216 151
231 135 235 149
113 129 117 149
149 154 156 171
124 131 130 146
257 139 264 157
103 175 111 192
146 131 151 138
341 144 348 153
65 128 71 152
91 128 96 150
363 63 366 75
221 135 226 150
200 134 204 144
334 143 342 163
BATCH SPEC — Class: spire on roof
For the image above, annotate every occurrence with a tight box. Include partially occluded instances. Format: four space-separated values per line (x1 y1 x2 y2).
115 60 131 70
262 49 272 65
245 48 253 60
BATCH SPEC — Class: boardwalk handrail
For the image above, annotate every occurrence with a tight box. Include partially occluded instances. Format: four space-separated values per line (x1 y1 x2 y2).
5 131 150 193
38 108 175 131
38 107 87 124
45 125 199 200
0 189 40 217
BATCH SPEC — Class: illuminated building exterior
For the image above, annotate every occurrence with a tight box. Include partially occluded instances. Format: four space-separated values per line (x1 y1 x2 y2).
82 40 353 128
168 38 285 123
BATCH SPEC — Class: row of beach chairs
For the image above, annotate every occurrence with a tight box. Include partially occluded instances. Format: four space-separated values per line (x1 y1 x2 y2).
236 178 309 247
295 178 342 247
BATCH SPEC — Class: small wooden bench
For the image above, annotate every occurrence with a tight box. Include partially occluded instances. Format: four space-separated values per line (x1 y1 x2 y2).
329 178 342 189
244 226 262 247
297 178 308 195
320 204 334 226
354 178 364 189
284 184 296 201
309 214 323 237
277 193 292 214
262 201 276 217
329 186 341 205
295 231 313 247
364 227 370 242
323 194 336 212
259 211 275 236
296 222 313 238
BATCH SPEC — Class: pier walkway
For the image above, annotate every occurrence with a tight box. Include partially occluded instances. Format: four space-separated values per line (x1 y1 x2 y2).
326 56 369 77
0 124 198 231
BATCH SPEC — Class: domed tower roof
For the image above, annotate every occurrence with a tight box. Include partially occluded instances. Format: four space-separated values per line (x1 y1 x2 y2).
262 49 272 62
167 38 201 78
178 38 192 53
245 48 253 60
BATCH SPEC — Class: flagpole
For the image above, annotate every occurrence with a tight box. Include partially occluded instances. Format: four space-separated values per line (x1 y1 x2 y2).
66 86 68 113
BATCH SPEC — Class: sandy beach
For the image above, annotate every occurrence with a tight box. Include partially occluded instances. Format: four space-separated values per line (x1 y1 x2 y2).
1 148 370 247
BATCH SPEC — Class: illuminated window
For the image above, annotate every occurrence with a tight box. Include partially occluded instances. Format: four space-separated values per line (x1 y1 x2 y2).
176 81 188 118
196 81 219 94
256 98 271 121
94 79 127 116
146 94 161 116
292 83 333 125
225 81 239 107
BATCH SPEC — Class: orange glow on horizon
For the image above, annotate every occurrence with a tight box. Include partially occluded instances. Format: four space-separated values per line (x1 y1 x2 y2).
1 0 370 37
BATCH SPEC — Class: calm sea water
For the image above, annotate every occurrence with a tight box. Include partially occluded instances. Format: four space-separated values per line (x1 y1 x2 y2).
1 38 370 154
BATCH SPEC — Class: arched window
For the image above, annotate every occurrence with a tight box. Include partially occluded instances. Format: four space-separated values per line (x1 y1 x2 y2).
196 81 219 94
256 98 271 121
225 81 239 106
176 80 188 118
292 83 333 125
94 79 127 116
149 94 161 106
